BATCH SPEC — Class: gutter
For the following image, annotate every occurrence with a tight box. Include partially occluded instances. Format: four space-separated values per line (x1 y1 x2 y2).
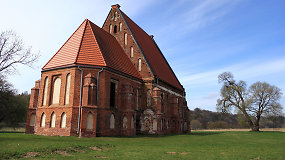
77 66 83 137
96 68 104 106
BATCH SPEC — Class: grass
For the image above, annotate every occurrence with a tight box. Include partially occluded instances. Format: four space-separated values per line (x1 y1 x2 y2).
0 131 284 159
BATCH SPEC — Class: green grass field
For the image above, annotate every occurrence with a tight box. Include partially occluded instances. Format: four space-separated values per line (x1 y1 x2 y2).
0 131 284 159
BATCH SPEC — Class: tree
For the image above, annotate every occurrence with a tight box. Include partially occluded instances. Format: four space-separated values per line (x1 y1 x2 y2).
0 30 39 75
217 72 283 131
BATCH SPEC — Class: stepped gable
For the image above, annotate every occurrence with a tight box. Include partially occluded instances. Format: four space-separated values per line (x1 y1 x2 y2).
43 19 141 80
120 11 183 90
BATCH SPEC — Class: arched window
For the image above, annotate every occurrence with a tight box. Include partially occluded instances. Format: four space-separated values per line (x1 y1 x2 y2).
114 25 117 33
131 116 134 129
61 112 66 128
130 46 134 58
86 113 93 130
65 74 71 105
43 77 49 106
41 113 46 127
109 24 112 33
29 114 36 127
52 77 61 104
124 33 127 45
138 58 142 71
110 114 115 129
123 116 128 129
119 22 122 31
51 112 56 128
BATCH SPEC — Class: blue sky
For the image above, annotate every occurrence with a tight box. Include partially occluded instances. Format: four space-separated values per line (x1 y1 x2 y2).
1 0 285 113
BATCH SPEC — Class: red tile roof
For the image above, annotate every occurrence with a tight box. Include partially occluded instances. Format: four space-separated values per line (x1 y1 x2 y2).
43 19 142 80
120 11 184 90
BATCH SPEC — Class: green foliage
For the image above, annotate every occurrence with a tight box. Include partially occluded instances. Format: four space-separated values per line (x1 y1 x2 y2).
0 132 284 159
190 120 202 129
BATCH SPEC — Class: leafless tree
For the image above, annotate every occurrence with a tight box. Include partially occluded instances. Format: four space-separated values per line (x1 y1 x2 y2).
0 30 39 75
217 72 283 131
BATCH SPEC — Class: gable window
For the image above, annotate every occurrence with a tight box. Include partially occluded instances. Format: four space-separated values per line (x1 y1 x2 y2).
43 77 49 106
86 113 93 130
65 74 71 105
138 58 142 71
52 77 61 104
61 112 66 128
124 33 127 45
110 114 115 129
114 25 118 33
130 46 134 58
41 113 46 127
110 80 117 108
119 22 122 31
51 112 56 128
109 24 112 33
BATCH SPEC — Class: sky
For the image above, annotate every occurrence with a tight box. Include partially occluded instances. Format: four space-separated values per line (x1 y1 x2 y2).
1 0 285 113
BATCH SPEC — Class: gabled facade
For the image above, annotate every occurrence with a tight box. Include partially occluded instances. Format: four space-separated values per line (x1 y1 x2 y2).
25 4 190 137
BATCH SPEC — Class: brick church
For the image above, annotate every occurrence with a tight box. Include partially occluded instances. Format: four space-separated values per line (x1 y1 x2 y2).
25 4 191 137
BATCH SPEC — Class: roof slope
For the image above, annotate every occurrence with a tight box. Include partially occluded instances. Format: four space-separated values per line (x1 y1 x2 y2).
120 11 183 90
43 19 141 80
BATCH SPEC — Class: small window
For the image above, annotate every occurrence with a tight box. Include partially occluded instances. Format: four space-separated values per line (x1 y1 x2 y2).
86 113 93 130
109 24 112 33
51 112 56 128
114 25 117 33
110 114 115 129
65 74 71 105
61 112 66 128
43 77 49 106
52 77 61 104
130 47 134 58
29 114 36 127
119 22 122 31
41 113 46 127
138 58 142 71
124 33 127 45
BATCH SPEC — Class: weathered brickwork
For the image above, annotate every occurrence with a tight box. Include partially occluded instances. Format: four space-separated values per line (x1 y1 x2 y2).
25 4 191 137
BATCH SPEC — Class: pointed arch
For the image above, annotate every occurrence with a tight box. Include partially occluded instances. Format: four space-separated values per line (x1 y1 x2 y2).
40 113 46 127
61 112 66 128
65 74 71 105
50 112 56 128
119 22 122 31
110 114 115 129
52 77 61 104
29 114 36 127
86 113 93 130
109 24 112 33
43 77 49 106
124 33 127 45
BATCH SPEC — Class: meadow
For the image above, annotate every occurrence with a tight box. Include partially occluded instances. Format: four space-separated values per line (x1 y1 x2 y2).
0 131 284 159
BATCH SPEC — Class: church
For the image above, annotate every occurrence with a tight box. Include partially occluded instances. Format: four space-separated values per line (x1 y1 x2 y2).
25 4 191 137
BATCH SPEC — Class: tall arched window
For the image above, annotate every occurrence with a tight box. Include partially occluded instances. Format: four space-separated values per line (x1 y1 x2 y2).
86 113 93 130
130 46 134 58
124 33 127 45
131 116 134 129
114 25 117 33
41 113 46 127
109 24 112 33
61 112 66 128
52 77 61 104
51 112 56 128
110 114 115 129
43 77 49 106
29 114 36 127
119 22 122 31
123 116 128 129
65 74 71 105
138 58 142 71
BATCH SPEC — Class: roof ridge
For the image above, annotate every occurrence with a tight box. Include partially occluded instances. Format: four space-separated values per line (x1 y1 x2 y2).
74 19 89 64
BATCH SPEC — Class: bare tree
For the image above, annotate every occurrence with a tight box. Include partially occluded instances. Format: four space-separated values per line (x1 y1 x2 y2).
217 72 283 131
0 30 39 75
